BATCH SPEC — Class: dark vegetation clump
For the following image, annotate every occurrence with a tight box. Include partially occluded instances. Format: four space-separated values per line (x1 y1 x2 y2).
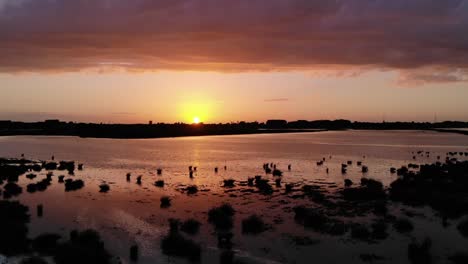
408 238 432 264
54 229 112 264
220 250 235 264
161 219 201 262
99 184 110 193
44 162 58 170
27 183 38 193
351 225 371 241
130 245 139 262
65 179 84 192
457 218 468 238
247 177 255 186
344 179 353 187
223 179 235 188
32 233 62 255
449 253 468 264
58 161 75 174
26 173 37 180
34 178 52 192
242 215 269 234
20 257 48 264
161 196 172 208
181 219 201 235
394 218 414 233
390 161 468 218
217 232 234 250
208 203 235 230
275 177 282 187
342 178 386 201
0 200 30 256
3 182 23 198
155 180 165 187
302 185 326 202
273 169 283 177
186 185 198 195
254 177 273 195
293 206 348 236
58 175 65 183
370 220 388 240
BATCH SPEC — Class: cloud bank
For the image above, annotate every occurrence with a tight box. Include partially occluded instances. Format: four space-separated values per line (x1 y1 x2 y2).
1 0 467 82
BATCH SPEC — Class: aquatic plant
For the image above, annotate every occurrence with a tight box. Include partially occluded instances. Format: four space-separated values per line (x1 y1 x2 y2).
371 220 388 240
457 218 468 238
394 218 414 233
247 177 255 186
255 178 273 195
186 185 198 195
208 204 235 230
449 253 468 264
242 215 269 234
99 184 110 193
32 233 62 255
344 179 353 187
293 206 348 236
408 238 432 264
342 178 386 201
220 250 235 264
3 182 23 198
26 173 37 180
27 183 37 193
302 185 325 202
223 179 235 188
44 162 58 170
161 230 201 262
351 225 371 241
390 161 468 218
161 196 172 208
20 257 48 264
275 178 282 187
130 245 139 262
0 200 30 256
54 229 112 264
362 166 369 173
181 219 201 235
155 180 165 187
65 179 84 192
217 232 233 249
273 169 283 177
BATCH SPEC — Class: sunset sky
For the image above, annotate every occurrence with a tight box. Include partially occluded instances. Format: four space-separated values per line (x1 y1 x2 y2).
1 0 468 123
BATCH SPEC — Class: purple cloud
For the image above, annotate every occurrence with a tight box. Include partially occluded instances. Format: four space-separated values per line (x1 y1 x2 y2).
0 0 467 82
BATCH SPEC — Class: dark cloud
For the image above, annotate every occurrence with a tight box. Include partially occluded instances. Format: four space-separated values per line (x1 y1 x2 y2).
0 0 467 80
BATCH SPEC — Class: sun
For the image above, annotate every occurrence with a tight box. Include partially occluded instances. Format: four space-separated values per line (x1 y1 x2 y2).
193 117 201 124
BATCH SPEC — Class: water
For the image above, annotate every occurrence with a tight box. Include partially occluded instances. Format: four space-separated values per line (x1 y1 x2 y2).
1 130 468 263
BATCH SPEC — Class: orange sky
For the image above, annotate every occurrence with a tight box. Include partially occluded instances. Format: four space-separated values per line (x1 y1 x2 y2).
0 0 467 123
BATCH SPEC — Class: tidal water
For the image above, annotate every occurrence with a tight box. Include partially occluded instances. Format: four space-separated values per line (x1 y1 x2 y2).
1 130 468 264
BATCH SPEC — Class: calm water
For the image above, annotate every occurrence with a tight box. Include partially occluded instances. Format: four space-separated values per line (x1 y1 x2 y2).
1 130 468 264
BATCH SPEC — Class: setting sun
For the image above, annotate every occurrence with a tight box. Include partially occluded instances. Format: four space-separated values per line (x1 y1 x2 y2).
193 117 201 124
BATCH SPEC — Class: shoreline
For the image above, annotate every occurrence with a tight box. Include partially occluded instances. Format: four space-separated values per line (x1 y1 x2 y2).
1 128 467 140
0 128 328 140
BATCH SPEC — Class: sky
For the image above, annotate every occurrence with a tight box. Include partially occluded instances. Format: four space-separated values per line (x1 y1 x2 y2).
1 0 468 123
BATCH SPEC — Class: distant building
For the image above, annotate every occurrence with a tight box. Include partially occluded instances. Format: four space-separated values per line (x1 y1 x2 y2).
149 120 153 125
266 119 288 129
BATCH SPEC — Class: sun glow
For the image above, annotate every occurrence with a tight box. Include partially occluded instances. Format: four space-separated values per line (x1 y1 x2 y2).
193 117 201 124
